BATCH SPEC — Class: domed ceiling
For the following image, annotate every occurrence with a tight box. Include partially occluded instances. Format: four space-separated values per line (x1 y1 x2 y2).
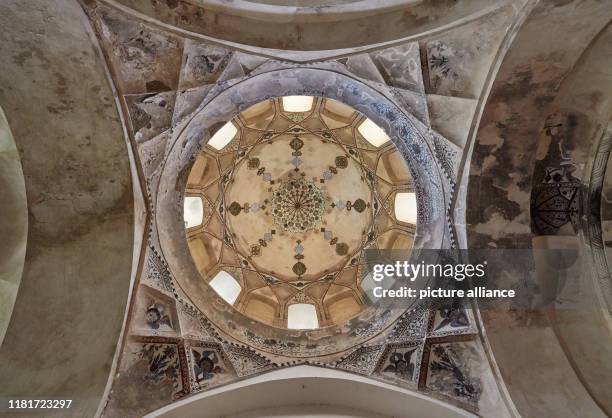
12 1 531 415
184 96 416 329
11 1 610 417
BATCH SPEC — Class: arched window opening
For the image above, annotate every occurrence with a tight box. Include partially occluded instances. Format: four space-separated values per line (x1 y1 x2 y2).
282 96 314 113
209 270 242 305
184 196 204 228
394 192 417 224
287 303 319 329
357 118 390 147
208 121 237 150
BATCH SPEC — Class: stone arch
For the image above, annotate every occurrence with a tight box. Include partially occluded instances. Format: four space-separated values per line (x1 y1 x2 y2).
145 365 475 418
0 105 27 347
107 0 509 51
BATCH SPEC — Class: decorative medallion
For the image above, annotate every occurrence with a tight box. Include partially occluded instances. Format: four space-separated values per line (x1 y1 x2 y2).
335 155 348 168
271 178 327 233
228 201 242 216
353 198 367 213
247 158 260 169
292 261 307 276
290 137 304 151
335 242 349 256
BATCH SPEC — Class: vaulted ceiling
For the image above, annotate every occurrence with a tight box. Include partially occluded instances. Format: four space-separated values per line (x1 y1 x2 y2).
0 1 611 418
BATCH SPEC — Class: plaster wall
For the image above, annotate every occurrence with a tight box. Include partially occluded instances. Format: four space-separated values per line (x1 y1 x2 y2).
0 1 134 416
465 1 612 417
533 22 612 415
108 0 511 51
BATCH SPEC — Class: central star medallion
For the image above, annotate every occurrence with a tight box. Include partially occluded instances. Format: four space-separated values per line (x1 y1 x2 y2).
271 178 327 233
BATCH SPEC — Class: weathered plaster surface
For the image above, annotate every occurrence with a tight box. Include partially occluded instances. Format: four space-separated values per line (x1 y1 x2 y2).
145 365 478 418
107 0 510 51
538 24 612 415
467 0 612 247
465 0 612 416
0 0 134 416
602 127 612 266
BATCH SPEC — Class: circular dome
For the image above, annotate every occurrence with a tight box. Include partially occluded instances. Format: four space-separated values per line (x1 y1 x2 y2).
184 96 416 330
